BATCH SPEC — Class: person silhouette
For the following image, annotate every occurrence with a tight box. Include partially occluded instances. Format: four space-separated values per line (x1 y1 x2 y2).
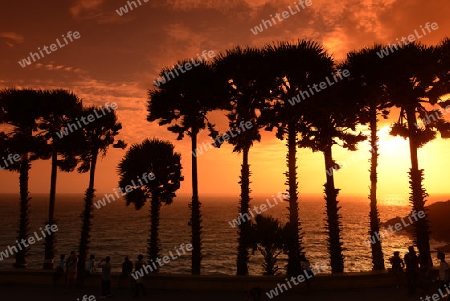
86 254 96 275
117 256 133 288
299 253 312 291
52 254 65 286
389 251 404 288
438 252 450 301
245 287 261 301
66 251 78 288
404 246 419 295
134 254 147 297
97 256 112 299
418 248 432 293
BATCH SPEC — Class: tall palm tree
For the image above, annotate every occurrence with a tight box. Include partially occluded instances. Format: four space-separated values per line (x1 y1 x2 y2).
385 42 450 262
0 88 48 268
39 90 83 269
147 60 226 275
344 46 393 270
214 46 271 275
299 73 366 273
76 106 125 285
261 40 334 276
118 138 183 269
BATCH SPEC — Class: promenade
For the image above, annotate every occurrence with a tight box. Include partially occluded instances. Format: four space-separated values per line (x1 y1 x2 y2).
0 283 435 300
0 269 442 300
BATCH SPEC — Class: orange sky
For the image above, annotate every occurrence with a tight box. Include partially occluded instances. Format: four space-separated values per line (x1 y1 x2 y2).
0 0 449 204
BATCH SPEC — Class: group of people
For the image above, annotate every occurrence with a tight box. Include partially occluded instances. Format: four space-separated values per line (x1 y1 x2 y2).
51 247 449 299
97 254 148 298
52 252 147 299
52 251 80 287
389 246 449 297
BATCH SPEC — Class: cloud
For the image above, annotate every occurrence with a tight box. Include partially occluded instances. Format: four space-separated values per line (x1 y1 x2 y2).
243 0 447 60
0 32 24 46
163 0 241 11
70 0 132 24
33 63 82 73
70 0 104 17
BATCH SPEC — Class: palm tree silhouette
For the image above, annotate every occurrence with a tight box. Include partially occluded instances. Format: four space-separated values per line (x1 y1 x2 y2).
214 46 270 275
385 42 450 263
299 73 366 273
0 88 48 268
39 90 83 269
118 138 183 269
261 40 334 276
76 106 125 285
148 60 225 274
344 46 393 270
250 215 285 276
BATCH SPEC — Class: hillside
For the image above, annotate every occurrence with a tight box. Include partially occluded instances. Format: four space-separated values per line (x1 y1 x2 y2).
382 200 450 248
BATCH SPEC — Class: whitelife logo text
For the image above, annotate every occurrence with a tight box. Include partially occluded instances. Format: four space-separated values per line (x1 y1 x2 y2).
55 102 118 139
131 243 192 280
364 210 425 246
250 0 313 35
18 31 81 68
0 224 58 260
192 121 253 157
228 192 288 228
153 50 215 87
376 22 439 58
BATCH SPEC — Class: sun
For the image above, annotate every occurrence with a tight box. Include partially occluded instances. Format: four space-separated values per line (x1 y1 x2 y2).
377 126 410 151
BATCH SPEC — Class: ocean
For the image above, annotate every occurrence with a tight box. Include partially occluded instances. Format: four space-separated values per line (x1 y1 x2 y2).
0 193 448 275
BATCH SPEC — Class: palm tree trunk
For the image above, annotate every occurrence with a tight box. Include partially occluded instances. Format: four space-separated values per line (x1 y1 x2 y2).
406 107 431 265
368 106 385 270
77 150 98 285
236 146 250 275
286 121 302 277
323 144 344 273
190 131 202 275
149 190 161 272
15 152 31 268
44 144 58 269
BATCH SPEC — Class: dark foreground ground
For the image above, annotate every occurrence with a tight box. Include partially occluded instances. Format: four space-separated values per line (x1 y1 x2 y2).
0 283 445 301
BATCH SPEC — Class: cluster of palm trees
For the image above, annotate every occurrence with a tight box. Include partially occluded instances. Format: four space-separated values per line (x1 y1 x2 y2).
0 89 125 285
0 37 448 280
148 37 449 276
